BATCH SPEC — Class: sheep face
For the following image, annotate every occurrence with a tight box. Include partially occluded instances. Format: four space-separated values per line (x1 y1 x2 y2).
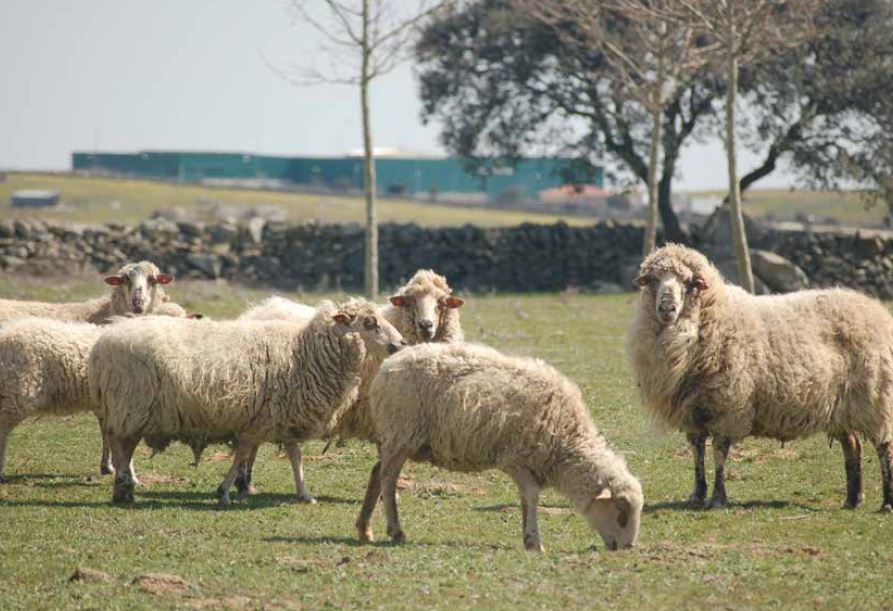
389 292 464 341
334 311 407 358
636 270 708 326
585 488 643 550
105 262 173 315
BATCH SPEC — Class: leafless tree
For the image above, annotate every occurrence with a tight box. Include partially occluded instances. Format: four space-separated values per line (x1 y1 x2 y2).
519 0 712 255
280 0 450 299
678 0 822 292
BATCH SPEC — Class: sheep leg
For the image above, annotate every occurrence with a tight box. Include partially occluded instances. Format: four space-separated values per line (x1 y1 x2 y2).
98 417 114 476
708 437 732 509
0 425 10 484
217 444 254 507
686 433 708 508
111 437 140 504
235 443 259 496
876 441 893 512
356 461 382 543
509 468 544 552
380 448 411 544
838 433 864 509
284 442 316 504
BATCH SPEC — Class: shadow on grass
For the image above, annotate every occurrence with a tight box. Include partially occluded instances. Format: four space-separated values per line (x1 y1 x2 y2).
644 499 819 513
263 534 509 551
473 502 568 513
0 473 103 487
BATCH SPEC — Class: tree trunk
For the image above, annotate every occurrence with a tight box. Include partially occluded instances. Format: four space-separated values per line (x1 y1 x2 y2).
360 0 378 300
724 1 754 293
643 100 662 256
658 165 684 243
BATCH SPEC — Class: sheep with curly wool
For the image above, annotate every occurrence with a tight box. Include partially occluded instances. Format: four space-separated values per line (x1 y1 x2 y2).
627 244 893 511
0 302 193 482
90 299 406 505
228 275 465 500
358 342 643 552
381 269 464 343
0 261 174 324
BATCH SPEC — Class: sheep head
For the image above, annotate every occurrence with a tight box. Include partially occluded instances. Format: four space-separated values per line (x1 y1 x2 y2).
334 298 407 359
388 269 463 341
585 484 643 551
104 261 173 315
634 245 717 327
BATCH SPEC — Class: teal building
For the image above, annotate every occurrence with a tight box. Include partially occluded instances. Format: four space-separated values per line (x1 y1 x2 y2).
71 151 603 199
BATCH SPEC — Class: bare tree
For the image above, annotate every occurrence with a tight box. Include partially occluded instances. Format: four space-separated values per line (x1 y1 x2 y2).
281 0 449 299
519 0 711 255
679 0 821 292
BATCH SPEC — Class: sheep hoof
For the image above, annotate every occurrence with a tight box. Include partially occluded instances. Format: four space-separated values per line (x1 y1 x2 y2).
686 493 707 509
880 503 893 513
524 539 544 553
388 529 406 544
707 497 729 510
843 496 864 510
100 464 114 476
357 527 374 543
216 486 231 507
112 485 134 504
296 495 317 505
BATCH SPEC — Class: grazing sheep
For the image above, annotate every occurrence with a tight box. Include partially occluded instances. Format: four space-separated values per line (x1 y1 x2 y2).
382 269 464 343
0 301 194 483
91 299 406 505
627 244 893 511
358 342 643 552
0 261 173 324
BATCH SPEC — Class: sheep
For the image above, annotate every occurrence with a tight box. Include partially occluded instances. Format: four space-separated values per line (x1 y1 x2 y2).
90 299 406 505
227 274 466 499
0 261 173 324
627 244 893 512
357 342 644 552
0 303 195 483
381 269 464 343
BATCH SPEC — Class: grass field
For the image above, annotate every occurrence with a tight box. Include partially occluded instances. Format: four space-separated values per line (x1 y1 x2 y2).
0 173 595 228
1 279 892 610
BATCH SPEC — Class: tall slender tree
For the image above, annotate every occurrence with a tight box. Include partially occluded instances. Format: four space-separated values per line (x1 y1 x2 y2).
282 0 449 299
678 0 822 292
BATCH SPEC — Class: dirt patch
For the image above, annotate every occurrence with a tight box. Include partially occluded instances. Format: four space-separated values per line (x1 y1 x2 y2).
646 541 823 561
207 452 232 462
133 573 190 596
137 473 189 486
69 567 113 583
186 596 253 609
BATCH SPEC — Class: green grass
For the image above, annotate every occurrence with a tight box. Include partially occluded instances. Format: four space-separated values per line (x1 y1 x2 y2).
0 173 595 227
2 281 893 610
689 188 887 227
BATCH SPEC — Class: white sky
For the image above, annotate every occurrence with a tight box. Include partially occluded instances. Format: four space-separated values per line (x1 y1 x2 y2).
0 0 794 191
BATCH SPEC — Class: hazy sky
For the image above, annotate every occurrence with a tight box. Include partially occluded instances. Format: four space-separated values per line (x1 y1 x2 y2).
0 0 794 191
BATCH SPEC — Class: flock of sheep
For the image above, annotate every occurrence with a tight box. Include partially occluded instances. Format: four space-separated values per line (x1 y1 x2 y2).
1 243 892 553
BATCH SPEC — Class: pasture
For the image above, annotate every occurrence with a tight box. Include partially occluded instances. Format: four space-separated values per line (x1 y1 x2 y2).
0 277 891 610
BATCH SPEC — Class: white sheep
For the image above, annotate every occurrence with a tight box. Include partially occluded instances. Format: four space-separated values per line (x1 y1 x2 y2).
628 244 893 511
0 261 174 324
381 269 464 343
90 299 406 505
227 273 465 499
359 342 643 552
0 302 194 483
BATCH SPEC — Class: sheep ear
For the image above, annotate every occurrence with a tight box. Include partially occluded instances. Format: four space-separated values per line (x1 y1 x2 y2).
389 295 410 307
693 277 709 291
444 296 464 309
187 313 204 320
595 488 613 500
156 273 174 285
104 275 124 286
333 312 351 325
634 275 649 289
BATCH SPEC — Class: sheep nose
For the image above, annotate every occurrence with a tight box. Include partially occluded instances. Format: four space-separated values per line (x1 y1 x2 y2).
658 303 677 315
418 320 433 330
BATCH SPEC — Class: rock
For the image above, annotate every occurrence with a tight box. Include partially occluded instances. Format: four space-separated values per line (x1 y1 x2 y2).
70 567 113 583
247 217 266 244
185 253 221 278
715 259 771 295
132 573 190 596
751 249 809 293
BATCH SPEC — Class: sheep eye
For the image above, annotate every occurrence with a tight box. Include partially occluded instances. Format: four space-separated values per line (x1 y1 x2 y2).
363 317 377 330
148 277 158 286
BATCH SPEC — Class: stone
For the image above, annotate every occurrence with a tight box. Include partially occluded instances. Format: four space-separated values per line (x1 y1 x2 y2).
185 253 221 278
69 567 113 583
750 249 809 293
247 217 265 244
